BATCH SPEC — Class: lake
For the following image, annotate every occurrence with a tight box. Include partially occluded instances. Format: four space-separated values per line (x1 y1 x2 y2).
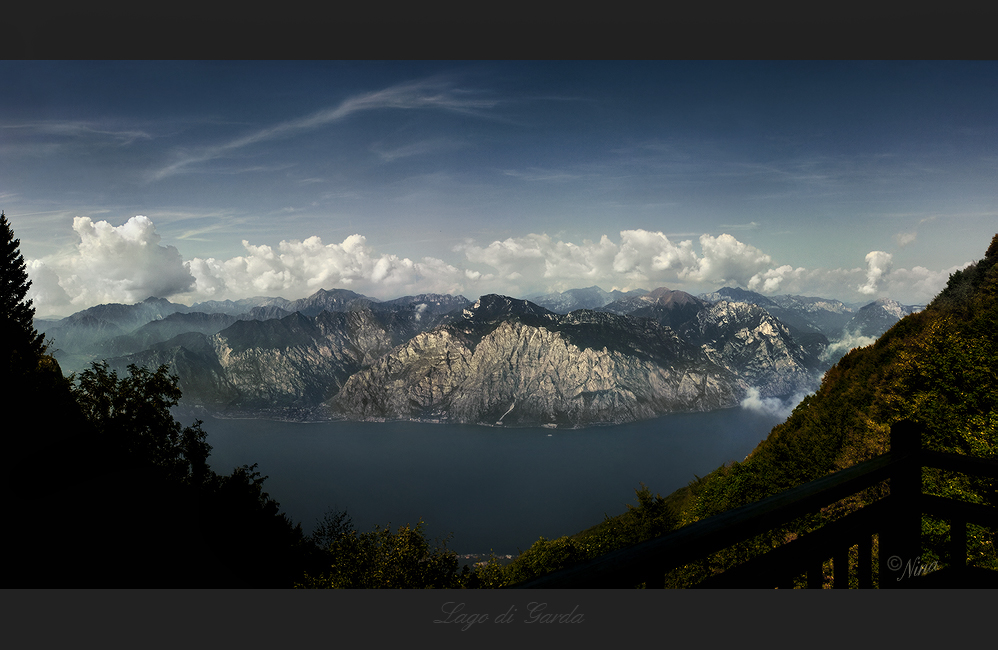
200 408 787 556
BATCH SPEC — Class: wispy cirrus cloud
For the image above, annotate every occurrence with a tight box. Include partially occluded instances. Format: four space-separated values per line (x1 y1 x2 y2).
370 137 467 162
149 78 500 181
501 167 587 183
2 120 152 145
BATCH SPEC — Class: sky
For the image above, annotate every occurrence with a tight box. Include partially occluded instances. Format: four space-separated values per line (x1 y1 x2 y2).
2 60 996 319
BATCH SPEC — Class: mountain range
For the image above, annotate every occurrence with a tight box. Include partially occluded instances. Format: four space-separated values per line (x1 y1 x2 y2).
34 285 923 427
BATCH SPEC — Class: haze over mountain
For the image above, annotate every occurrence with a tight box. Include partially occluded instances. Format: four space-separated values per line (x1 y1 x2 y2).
529 286 649 314
332 294 743 426
33 282 924 427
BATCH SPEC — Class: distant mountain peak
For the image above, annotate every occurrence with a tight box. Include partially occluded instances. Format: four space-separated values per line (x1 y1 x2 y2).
699 287 778 308
643 287 703 306
465 294 556 321
867 297 902 308
642 286 673 299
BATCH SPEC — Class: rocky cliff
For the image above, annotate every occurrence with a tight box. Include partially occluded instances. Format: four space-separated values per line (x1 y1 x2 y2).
331 297 742 426
62 286 845 426
108 309 394 416
685 300 815 396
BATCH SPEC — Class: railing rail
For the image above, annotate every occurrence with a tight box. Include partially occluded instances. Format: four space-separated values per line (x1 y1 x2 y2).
510 420 998 588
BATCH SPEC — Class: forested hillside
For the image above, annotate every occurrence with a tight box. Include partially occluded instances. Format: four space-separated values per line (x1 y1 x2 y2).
475 233 997 588
663 233 998 585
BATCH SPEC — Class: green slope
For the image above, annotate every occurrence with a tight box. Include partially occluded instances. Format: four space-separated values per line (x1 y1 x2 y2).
484 234 997 588
667 233 998 585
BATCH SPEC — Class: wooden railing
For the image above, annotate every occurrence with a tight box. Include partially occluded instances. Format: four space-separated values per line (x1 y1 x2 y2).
510 420 998 588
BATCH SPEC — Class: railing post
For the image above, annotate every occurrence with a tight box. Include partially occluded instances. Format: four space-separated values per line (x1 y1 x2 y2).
833 547 849 588
881 420 922 587
858 535 873 588
950 516 967 576
807 560 823 588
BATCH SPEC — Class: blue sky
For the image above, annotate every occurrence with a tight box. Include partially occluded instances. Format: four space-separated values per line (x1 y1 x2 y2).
2 61 996 317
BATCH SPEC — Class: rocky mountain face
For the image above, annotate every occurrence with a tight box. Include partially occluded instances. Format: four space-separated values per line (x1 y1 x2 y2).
368 293 473 345
108 309 395 417
769 294 856 335
285 288 377 316
40 284 920 427
841 298 923 338
698 287 923 368
684 300 815 396
709 290 834 364
599 287 710 331
594 288 817 393
330 295 742 426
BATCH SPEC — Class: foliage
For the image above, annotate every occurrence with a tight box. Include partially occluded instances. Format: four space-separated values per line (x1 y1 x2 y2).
482 484 680 587
1 210 46 373
71 361 212 485
300 484 680 589
661 233 998 586
297 510 469 588
196 462 315 587
11 355 311 585
1 211 309 586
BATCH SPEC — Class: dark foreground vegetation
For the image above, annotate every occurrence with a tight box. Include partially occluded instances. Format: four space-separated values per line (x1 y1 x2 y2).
5 209 996 587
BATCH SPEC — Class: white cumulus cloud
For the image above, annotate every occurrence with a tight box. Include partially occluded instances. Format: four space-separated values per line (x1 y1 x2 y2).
686 233 773 286
858 250 893 295
182 233 470 302
26 216 972 317
740 386 811 420
27 215 195 316
882 263 970 304
613 230 698 280
820 329 879 364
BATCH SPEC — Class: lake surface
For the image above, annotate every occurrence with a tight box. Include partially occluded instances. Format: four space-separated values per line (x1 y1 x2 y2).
201 408 786 555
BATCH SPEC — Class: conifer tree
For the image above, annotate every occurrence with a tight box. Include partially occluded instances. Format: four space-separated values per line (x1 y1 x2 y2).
1 210 46 371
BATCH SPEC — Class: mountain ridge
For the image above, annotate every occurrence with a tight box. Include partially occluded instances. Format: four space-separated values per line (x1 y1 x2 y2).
35 284 927 427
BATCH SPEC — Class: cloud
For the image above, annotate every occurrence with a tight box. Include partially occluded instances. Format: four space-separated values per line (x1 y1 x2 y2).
371 138 465 162
881 262 971 304
613 230 698 280
820 330 878 364
458 230 961 303
458 230 698 292
748 265 800 293
895 231 917 248
740 387 811 420
502 168 585 183
2 121 152 146
151 79 498 180
26 216 196 316
183 234 471 302
26 216 971 317
687 234 773 286
858 251 893 295
24 259 72 315
456 230 784 294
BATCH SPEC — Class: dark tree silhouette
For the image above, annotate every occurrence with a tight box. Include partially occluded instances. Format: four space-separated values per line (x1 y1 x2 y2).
1 211 47 373
3 211 82 474
71 360 212 483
